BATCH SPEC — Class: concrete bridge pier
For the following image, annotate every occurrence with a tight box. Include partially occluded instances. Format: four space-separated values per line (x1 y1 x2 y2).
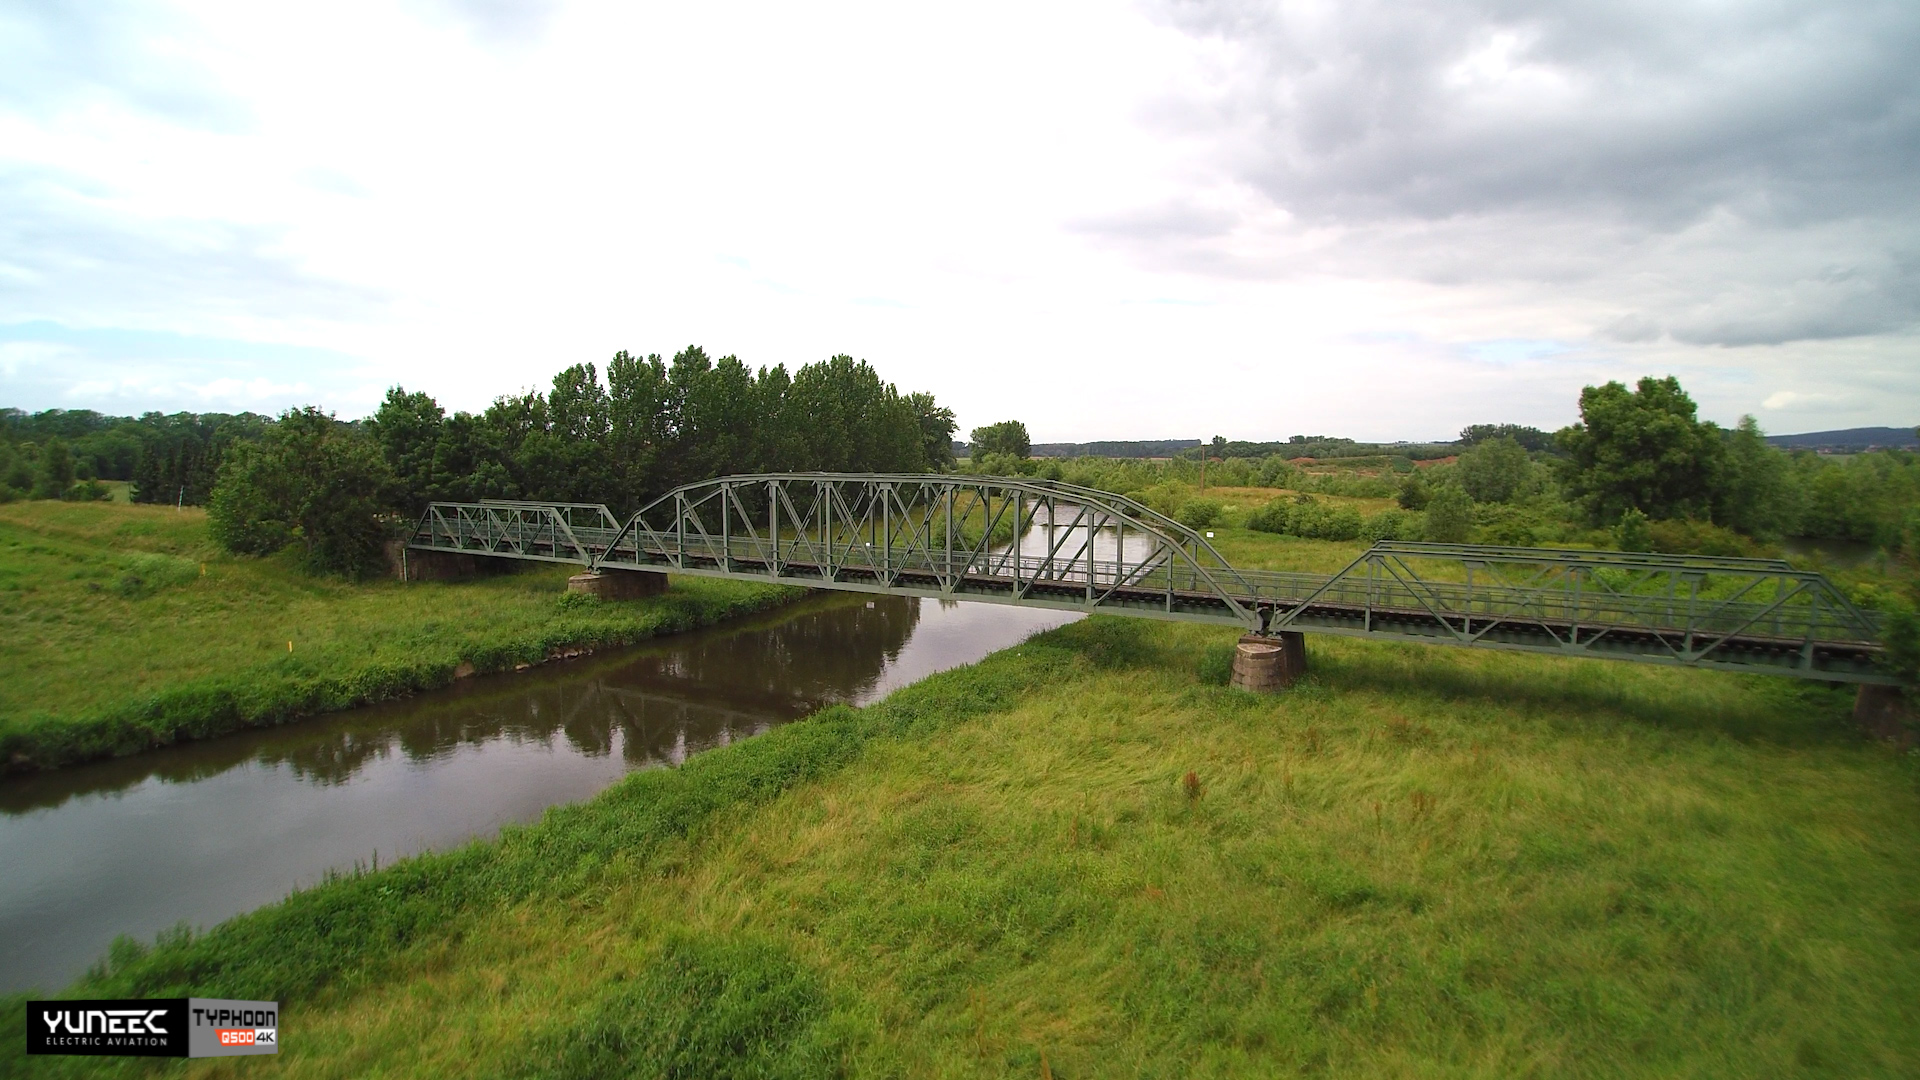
567 567 669 600
1855 684 1914 745
1231 632 1307 693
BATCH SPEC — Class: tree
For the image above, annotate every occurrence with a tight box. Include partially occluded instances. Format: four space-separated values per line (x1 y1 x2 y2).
1424 485 1473 543
368 387 445 513
908 392 957 472
970 420 1030 460
1396 470 1431 510
32 437 75 499
787 354 927 473
1555 376 1725 524
208 407 394 576
607 350 671 506
1460 423 1552 452
1714 415 1791 538
1455 435 1533 504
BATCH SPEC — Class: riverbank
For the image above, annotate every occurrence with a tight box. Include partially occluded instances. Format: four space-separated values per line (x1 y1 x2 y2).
0 501 801 773
9 616 1917 1076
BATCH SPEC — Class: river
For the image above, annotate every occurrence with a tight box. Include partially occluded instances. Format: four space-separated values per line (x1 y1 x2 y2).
0 593 1078 994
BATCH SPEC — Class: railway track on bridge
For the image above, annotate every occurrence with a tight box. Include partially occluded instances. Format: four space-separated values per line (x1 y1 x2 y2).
406 474 1893 684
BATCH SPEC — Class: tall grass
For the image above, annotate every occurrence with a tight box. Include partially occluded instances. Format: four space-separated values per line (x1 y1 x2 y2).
8 616 1917 1077
0 501 798 772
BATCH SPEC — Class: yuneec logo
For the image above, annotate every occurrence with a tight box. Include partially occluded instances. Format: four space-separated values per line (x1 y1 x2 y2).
26 997 280 1058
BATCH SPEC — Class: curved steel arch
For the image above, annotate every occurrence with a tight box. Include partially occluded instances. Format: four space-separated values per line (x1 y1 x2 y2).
404 473 1894 682
587 473 1263 626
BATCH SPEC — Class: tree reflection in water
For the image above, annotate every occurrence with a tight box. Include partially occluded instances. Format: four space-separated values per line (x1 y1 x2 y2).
2 594 918 814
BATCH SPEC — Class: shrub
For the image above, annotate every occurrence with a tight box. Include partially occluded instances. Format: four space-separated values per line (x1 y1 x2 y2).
1425 486 1473 543
1474 505 1547 547
1289 498 1363 540
1246 497 1293 534
1176 498 1223 529
1646 518 1754 557
208 407 394 576
1613 508 1653 552
1362 508 1421 542
1248 495 1365 540
1456 435 1534 504
1255 456 1298 488
1397 471 1431 510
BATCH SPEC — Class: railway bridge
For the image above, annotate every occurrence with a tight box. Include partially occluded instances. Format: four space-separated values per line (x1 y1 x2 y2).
405 473 1897 691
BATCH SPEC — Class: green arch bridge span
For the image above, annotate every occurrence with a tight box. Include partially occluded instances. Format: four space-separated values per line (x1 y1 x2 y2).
405 473 1894 684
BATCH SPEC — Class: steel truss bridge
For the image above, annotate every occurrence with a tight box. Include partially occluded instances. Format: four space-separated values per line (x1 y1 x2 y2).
406 473 1894 684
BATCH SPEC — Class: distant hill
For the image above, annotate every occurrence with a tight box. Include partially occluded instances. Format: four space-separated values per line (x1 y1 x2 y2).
1030 439 1202 459
1766 426 1918 451
956 438 1204 459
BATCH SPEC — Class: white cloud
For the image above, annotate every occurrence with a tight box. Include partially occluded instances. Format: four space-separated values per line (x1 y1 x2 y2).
0 0 1913 440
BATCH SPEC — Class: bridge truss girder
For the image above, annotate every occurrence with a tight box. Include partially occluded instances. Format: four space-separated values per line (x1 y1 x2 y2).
405 474 1894 684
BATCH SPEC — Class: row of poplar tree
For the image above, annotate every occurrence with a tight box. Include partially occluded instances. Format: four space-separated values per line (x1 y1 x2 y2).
370 348 956 514
203 348 957 574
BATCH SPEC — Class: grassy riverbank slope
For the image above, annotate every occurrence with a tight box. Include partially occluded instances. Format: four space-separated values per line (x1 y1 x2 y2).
9 616 1916 1077
0 501 799 773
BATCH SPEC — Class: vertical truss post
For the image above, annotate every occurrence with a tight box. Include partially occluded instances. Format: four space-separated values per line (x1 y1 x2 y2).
1013 489 1023 598
720 481 731 573
674 492 685 569
768 478 781 578
822 480 834 581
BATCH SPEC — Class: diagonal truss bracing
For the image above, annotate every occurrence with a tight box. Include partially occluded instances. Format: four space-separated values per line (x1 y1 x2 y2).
406 476 1895 684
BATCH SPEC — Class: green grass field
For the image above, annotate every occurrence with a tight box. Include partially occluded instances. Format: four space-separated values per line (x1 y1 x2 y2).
9 612 1916 1077
0 501 799 772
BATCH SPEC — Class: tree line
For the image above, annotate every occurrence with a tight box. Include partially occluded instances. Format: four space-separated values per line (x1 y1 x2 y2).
2 348 957 576
212 349 955 574
0 408 269 505
957 376 1919 557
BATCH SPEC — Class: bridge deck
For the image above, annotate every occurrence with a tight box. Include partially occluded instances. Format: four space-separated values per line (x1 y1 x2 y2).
405 476 1894 684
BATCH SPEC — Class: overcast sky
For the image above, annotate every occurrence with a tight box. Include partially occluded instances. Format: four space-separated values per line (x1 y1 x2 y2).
2 0 1914 441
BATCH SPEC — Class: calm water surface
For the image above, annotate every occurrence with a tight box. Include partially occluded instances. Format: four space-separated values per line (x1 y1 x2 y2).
0 594 1076 994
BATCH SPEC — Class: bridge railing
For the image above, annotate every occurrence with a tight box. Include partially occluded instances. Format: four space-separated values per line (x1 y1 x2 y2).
405 475 1892 681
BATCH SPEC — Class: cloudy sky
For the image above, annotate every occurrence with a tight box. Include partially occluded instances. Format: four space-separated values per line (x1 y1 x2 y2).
2 0 1915 440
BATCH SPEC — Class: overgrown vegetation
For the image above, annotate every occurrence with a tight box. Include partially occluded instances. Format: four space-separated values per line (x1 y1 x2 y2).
0 500 797 773
4 348 959 576
9 616 1916 1076
958 378 1920 664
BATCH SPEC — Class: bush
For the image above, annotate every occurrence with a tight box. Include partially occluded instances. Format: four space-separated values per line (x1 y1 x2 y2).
1127 483 1190 519
1647 518 1757 558
1882 595 1919 686
1473 505 1547 547
207 407 394 575
1613 508 1652 552
1456 435 1534 504
1246 496 1293 534
1425 486 1473 543
1362 508 1421 542
1176 498 1223 529
1255 456 1298 488
1397 471 1431 510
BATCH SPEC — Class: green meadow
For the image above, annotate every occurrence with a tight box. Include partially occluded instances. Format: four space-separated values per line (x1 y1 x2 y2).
7 613 1916 1077
0 500 798 772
